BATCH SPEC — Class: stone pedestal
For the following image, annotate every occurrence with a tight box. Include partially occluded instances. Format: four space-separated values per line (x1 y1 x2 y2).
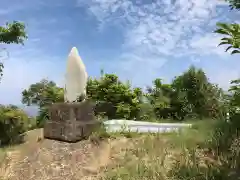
43 101 99 142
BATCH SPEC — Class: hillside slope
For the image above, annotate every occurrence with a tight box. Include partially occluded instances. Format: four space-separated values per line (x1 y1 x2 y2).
0 122 216 180
0 129 127 180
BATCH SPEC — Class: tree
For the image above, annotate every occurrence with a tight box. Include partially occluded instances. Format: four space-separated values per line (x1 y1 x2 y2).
22 79 64 127
87 73 143 120
0 21 27 45
0 21 27 79
171 66 225 119
227 0 240 10
215 0 240 54
22 73 145 126
22 79 64 107
206 2 240 178
145 78 171 119
215 23 240 54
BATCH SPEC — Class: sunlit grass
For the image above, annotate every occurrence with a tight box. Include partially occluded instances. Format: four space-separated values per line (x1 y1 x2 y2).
97 119 218 180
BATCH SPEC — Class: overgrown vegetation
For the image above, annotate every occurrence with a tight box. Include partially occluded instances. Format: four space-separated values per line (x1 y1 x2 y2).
98 120 217 180
0 105 35 146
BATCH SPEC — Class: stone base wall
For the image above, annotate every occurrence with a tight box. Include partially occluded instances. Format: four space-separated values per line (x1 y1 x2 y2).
43 121 76 142
43 101 99 142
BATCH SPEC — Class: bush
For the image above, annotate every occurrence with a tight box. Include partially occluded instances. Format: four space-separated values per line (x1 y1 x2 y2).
171 79 240 180
87 74 143 120
209 79 240 156
0 105 29 145
138 102 156 121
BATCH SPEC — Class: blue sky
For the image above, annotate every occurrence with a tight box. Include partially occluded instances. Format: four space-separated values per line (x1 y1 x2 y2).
0 0 239 105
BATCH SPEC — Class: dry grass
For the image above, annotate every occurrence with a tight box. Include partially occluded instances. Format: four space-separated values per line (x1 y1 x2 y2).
0 120 217 180
100 134 215 180
99 120 218 180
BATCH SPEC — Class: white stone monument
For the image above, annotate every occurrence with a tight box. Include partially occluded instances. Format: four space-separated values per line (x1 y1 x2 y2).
44 47 99 143
64 47 88 102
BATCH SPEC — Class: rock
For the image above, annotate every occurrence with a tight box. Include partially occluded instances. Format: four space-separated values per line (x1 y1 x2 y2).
64 47 88 103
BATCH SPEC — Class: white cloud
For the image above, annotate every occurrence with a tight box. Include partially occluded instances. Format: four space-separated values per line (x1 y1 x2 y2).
77 0 236 87
78 0 233 59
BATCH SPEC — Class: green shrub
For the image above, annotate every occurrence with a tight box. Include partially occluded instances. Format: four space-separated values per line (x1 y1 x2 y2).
171 79 240 180
22 68 226 123
35 107 49 128
0 105 29 145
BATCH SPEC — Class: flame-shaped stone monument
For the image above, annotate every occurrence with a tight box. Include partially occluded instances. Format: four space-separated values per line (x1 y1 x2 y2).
43 47 99 142
64 47 88 102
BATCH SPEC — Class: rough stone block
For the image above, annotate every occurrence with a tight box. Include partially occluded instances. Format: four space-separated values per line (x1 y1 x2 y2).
43 101 100 142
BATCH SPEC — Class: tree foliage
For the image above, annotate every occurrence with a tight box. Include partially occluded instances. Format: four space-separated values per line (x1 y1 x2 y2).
21 73 145 126
145 78 172 119
87 73 143 120
206 78 240 180
0 21 27 45
227 0 240 10
21 79 63 127
171 66 226 119
215 23 240 54
202 2 240 179
144 67 226 120
215 0 240 54
0 105 30 145
22 79 64 107
210 0 240 153
21 67 225 127
0 21 27 80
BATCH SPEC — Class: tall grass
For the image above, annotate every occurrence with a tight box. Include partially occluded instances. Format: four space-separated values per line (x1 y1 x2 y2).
99 119 218 180
98 118 240 180
101 134 170 180
170 114 240 180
